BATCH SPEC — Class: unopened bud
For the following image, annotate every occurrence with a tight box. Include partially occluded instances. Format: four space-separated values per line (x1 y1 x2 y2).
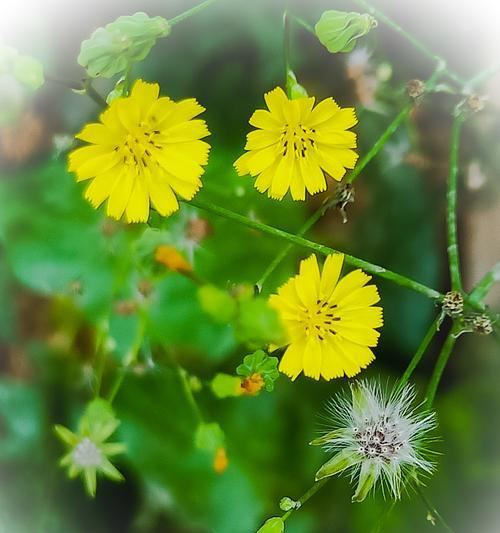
466 94 485 113
279 496 301 511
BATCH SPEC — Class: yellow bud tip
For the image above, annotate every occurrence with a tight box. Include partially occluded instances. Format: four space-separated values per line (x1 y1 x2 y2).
154 245 192 273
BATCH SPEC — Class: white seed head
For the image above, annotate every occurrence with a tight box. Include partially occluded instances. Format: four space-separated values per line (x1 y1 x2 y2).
317 381 436 501
73 437 103 468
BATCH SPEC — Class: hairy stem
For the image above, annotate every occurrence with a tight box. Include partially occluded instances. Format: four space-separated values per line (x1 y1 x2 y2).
414 480 455 532
188 198 442 299
395 315 442 393
425 322 459 408
446 112 465 292
169 0 219 26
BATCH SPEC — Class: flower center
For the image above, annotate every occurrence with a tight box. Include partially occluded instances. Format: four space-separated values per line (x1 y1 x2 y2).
279 124 316 158
353 416 405 462
73 437 103 467
118 121 162 172
303 299 340 341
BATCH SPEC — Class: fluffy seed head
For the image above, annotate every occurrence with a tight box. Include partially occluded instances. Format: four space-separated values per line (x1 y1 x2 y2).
311 381 436 502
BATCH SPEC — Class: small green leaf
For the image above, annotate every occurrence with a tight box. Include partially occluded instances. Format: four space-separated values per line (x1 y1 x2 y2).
256 517 285 533
315 10 377 53
210 373 242 398
106 75 128 103
78 12 170 78
82 398 119 443
195 422 225 452
198 284 237 323
236 350 279 392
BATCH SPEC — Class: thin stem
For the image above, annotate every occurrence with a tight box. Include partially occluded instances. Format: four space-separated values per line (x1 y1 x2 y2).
466 61 500 90
283 10 292 96
469 262 500 305
446 112 465 292
169 0 219 26
370 501 396 533
94 320 109 397
425 322 459 408
178 366 204 423
290 13 315 35
83 79 107 108
395 315 441 393
351 0 465 86
187 198 442 300
281 479 329 522
414 481 455 532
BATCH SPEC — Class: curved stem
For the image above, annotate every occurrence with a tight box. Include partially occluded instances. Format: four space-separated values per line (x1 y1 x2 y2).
169 0 219 26
446 112 465 293
395 315 442 393
425 322 459 408
188 198 442 300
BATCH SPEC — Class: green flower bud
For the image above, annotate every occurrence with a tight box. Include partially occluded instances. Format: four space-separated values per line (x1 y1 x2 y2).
78 12 170 78
315 10 377 53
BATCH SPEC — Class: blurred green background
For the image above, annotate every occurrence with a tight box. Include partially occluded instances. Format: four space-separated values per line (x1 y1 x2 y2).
0 0 499 531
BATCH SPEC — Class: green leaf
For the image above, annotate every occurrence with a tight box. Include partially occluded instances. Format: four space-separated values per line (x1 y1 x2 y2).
198 284 238 324
195 422 225 452
78 12 171 78
236 350 279 392
256 517 285 533
315 10 377 53
211 373 243 398
352 460 379 502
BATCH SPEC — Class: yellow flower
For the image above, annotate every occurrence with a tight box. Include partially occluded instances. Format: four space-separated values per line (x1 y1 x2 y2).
68 79 210 223
234 87 358 200
269 253 382 381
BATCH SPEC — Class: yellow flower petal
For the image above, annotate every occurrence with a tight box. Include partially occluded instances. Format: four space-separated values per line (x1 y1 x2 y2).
303 337 322 380
249 109 282 131
279 341 306 380
320 253 344 300
68 79 210 222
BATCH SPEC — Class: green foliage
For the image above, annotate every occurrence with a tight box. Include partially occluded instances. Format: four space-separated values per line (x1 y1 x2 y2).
236 350 279 392
315 10 377 53
198 284 238 323
235 297 285 348
286 69 308 99
78 12 170 78
195 422 225 451
0 45 44 89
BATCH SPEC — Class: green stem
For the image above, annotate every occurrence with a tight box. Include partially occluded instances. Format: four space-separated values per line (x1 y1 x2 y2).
414 481 455 532
469 262 500 305
351 0 465 86
466 61 500 90
283 10 292 97
178 366 203 423
446 112 465 292
83 79 107 108
395 315 441 393
94 320 109 397
188 198 442 300
169 0 219 26
281 479 329 522
290 13 315 35
425 322 459 408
